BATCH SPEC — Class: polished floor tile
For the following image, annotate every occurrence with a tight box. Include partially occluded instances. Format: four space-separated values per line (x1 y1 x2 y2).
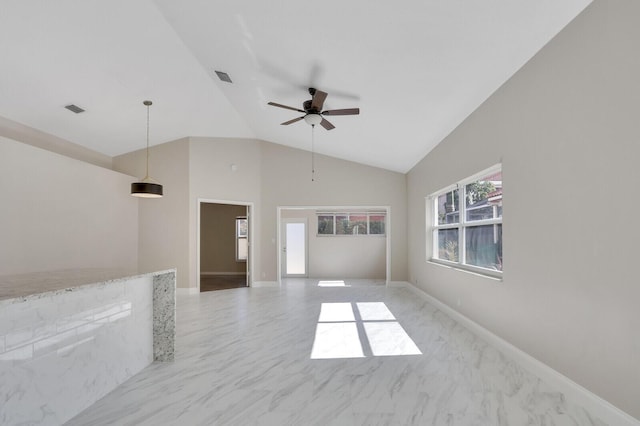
67 279 605 426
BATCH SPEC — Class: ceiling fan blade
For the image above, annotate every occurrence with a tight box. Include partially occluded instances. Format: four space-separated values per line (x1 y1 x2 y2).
320 118 335 130
268 102 305 113
322 108 360 116
311 90 328 111
281 116 304 125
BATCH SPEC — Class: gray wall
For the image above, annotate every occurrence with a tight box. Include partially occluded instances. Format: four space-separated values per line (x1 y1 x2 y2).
114 136 406 286
261 142 407 282
0 136 137 275
188 137 262 286
191 138 405 282
407 0 640 417
114 138 190 288
281 209 386 279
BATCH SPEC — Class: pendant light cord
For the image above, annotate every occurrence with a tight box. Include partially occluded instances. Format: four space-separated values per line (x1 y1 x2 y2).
311 124 315 182
144 102 150 180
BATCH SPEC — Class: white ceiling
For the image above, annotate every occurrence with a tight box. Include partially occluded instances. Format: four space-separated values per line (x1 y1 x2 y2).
0 0 591 173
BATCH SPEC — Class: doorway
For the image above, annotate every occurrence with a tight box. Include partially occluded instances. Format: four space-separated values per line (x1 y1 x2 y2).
281 218 308 278
198 200 253 291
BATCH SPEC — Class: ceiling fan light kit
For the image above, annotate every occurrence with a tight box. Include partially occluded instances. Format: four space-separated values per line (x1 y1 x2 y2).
304 114 322 126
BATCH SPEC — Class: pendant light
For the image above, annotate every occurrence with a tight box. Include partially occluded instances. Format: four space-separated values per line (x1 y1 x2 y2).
131 100 163 198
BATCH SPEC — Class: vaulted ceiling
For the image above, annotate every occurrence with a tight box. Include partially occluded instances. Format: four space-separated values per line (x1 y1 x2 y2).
0 0 591 173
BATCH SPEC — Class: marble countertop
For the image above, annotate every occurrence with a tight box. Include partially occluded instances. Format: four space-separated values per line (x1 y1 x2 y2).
0 268 175 305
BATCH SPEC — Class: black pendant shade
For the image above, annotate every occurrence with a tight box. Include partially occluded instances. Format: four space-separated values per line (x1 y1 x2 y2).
131 181 163 198
131 100 163 198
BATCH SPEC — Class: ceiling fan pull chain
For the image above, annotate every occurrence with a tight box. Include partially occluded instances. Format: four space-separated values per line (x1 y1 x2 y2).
311 124 315 182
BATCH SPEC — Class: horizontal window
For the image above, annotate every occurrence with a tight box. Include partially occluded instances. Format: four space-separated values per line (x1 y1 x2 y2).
317 212 386 236
430 165 502 275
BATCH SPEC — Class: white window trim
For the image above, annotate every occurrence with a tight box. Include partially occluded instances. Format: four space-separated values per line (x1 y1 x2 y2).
428 164 502 278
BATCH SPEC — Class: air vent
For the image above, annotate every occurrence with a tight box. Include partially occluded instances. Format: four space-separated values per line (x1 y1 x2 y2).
214 70 232 83
64 104 85 114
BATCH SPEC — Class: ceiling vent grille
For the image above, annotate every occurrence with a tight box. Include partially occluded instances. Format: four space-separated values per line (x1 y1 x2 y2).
64 104 85 114
214 70 232 83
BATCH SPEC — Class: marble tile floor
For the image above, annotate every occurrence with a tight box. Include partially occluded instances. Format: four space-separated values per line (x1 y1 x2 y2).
67 279 605 426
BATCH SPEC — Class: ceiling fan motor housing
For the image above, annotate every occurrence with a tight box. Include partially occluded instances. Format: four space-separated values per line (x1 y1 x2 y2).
303 99 314 112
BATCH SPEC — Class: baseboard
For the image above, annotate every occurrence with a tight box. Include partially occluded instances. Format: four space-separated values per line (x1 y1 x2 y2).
251 281 279 288
176 287 199 295
200 272 246 276
393 281 640 426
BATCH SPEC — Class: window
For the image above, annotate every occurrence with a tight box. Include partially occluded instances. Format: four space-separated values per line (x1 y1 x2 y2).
369 214 386 235
236 217 248 261
317 212 386 236
336 214 367 235
317 215 334 235
430 165 502 276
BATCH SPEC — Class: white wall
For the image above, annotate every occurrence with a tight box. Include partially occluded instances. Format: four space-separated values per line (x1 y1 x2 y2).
0 136 137 275
189 137 262 286
407 0 640 418
113 138 189 287
261 142 407 282
281 209 386 279
119 136 404 288
190 138 403 285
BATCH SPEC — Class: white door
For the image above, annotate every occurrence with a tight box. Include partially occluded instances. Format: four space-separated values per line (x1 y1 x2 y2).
281 218 308 277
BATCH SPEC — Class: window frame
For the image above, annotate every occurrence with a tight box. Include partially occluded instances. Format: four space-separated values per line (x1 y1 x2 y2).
428 164 502 278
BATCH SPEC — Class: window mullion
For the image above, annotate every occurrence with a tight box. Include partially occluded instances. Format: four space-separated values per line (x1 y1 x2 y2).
433 223 459 230
464 218 502 227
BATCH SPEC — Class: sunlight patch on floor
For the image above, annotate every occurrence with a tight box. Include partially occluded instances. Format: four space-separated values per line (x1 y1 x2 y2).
310 322 365 359
317 280 347 287
356 302 395 321
363 322 422 356
310 302 422 359
318 302 355 322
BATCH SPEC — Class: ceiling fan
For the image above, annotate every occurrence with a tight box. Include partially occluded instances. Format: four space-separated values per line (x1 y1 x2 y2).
268 87 359 130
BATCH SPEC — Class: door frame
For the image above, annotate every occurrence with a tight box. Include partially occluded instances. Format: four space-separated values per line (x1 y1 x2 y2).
281 217 309 278
197 198 254 291
277 205 391 285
